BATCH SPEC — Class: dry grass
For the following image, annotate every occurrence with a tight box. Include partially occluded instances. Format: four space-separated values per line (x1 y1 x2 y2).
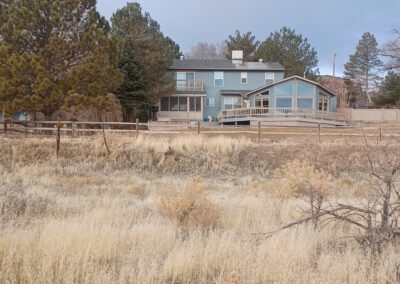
0 135 400 283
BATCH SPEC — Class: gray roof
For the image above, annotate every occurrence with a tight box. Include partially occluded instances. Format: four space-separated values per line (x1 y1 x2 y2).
169 59 285 71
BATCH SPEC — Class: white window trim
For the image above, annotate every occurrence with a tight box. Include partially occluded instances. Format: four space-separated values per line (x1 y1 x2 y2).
177 72 196 80
206 97 215 108
241 72 248 84
254 97 270 108
265 72 275 84
214 72 224 87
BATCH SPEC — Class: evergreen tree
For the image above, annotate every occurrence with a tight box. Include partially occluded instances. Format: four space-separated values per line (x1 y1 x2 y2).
344 32 383 104
373 72 400 107
0 0 122 120
111 2 179 120
225 30 259 61
255 27 318 77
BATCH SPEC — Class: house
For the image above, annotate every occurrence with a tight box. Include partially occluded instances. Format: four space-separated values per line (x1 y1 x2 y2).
158 50 344 126
158 51 285 122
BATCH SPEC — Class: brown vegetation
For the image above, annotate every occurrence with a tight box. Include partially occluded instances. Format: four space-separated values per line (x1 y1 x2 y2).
1 135 400 283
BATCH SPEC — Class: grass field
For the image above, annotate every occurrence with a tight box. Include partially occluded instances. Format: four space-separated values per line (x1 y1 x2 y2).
1 134 400 283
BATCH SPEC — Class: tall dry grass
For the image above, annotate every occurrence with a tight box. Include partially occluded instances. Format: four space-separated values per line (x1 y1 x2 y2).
0 135 399 283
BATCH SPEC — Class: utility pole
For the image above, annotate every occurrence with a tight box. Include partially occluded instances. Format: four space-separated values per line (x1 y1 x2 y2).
332 54 337 89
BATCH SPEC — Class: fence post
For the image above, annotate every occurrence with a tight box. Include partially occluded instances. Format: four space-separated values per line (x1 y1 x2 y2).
197 121 201 135
318 123 321 143
102 123 110 156
136 119 139 138
71 122 76 138
379 123 382 142
257 121 261 143
56 116 61 158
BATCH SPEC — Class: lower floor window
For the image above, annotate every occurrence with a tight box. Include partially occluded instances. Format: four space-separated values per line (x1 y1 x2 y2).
255 97 269 108
223 96 242 109
319 97 328 111
276 98 293 108
160 96 202 112
297 98 313 109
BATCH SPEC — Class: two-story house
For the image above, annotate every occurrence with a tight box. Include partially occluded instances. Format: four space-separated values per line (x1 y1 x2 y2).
158 50 342 125
158 51 285 122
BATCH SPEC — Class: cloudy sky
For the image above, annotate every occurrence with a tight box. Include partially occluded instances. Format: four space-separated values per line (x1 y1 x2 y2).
97 0 400 76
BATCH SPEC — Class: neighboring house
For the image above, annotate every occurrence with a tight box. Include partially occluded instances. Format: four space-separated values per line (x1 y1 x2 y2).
158 51 285 122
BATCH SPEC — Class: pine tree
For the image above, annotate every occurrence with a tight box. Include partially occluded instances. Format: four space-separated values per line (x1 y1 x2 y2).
344 32 383 104
0 0 122 120
111 2 179 120
225 30 259 61
373 72 400 107
255 27 318 77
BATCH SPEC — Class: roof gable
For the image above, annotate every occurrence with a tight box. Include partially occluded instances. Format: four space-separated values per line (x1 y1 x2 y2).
243 76 337 97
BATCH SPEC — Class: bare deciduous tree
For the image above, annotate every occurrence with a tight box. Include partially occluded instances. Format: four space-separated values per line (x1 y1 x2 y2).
382 29 400 71
185 41 227 60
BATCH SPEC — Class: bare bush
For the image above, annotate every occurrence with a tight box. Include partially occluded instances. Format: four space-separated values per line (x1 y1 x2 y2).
158 179 220 235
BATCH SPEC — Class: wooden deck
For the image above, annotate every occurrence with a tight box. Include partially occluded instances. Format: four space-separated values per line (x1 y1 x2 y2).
218 107 349 126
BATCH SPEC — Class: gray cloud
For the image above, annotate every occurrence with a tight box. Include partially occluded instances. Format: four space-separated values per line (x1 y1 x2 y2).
98 0 400 75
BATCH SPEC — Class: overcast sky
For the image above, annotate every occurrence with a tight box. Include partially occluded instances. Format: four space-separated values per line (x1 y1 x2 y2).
97 0 400 76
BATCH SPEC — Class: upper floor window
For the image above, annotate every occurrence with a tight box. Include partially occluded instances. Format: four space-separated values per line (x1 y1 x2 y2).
214 72 224 87
241 72 248 84
265 72 274 85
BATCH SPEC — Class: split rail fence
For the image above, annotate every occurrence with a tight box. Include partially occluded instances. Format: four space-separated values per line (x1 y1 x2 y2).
2 119 400 144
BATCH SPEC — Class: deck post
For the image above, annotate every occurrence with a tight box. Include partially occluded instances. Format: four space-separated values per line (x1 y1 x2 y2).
257 121 261 143
136 118 139 138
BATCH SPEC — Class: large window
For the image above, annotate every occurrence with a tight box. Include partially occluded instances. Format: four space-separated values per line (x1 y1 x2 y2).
214 72 224 87
275 82 293 96
189 97 201 112
241 72 248 84
297 98 313 109
276 98 293 108
265 72 274 85
223 97 242 109
297 82 313 96
160 96 201 112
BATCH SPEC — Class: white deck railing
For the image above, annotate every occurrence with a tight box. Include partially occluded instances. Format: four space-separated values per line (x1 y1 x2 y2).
176 80 204 92
219 107 347 122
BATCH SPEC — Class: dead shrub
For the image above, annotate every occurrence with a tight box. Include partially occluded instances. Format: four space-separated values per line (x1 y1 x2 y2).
272 159 333 226
158 179 220 234
0 187 50 222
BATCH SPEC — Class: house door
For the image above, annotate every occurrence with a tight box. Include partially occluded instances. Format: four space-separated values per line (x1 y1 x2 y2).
319 97 328 111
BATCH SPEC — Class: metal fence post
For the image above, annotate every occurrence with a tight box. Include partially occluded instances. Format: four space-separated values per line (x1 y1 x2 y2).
318 123 321 143
56 117 61 158
257 121 261 143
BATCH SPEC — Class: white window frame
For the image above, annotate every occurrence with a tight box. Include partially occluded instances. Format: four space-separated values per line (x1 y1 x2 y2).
214 72 224 87
265 72 275 85
241 72 248 84
254 97 269 108
205 97 215 108
223 96 242 110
